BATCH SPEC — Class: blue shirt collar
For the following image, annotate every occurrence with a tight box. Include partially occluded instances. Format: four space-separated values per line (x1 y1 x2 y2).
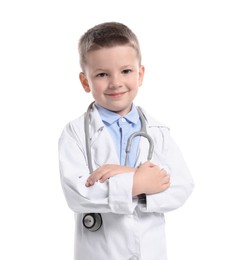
95 103 140 125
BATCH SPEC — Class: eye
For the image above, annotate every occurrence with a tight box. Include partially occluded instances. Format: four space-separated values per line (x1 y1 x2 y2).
96 72 108 78
122 69 132 74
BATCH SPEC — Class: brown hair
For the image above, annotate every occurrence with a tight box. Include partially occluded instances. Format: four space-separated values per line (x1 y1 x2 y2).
78 22 142 71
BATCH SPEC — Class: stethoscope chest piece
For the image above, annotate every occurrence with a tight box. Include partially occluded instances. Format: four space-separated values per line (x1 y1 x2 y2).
83 213 102 232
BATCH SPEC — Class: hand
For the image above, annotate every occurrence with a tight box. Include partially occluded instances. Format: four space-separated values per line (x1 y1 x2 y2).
133 161 170 196
85 164 135 187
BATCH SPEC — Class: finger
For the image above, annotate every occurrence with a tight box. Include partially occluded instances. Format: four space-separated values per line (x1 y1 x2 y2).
86 176 101 187
85 181 91 187
87 164 115 184
160 167 166 172
99 166 124 182
86 168 108 186
163 175 170 184
162 182 170 191
86 175 102 186
85 175 100 186
161 168 169 176
99 170 116 182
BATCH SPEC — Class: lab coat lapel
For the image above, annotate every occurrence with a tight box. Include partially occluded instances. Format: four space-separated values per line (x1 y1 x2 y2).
89 106 119 169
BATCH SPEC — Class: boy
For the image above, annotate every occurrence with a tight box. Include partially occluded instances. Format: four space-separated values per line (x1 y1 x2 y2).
59 22 194 260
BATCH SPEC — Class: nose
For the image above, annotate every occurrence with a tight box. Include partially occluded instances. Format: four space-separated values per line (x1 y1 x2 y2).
108 74 122 89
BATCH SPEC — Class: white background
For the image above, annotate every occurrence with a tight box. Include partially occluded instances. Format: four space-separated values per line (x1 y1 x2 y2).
0 0 228 259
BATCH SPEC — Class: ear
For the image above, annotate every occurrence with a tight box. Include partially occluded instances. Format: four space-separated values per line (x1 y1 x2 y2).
79 72 91 93
138 65 145 87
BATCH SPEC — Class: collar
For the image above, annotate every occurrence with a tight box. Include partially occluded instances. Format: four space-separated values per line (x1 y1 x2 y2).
95 103 140 125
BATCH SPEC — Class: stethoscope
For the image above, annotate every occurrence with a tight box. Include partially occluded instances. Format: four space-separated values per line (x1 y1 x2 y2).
82 102 154 232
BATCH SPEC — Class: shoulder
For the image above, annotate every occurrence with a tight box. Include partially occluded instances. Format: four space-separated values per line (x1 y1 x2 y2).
69 113 85 130
138 107 174 153
59 113 85 142
60 105 104 140
138 106 170 130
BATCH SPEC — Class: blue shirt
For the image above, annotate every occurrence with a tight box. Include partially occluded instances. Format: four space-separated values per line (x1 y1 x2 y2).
95 103 141 168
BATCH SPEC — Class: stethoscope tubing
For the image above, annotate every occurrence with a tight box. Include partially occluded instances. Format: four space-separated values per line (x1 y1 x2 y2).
85 101 154 172
83 102 154 232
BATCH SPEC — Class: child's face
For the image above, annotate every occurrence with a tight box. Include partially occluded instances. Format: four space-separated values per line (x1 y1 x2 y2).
79 45 144 116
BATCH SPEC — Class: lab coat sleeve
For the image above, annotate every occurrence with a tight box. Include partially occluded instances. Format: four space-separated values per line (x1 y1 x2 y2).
140 127 194 213
58 122 137 214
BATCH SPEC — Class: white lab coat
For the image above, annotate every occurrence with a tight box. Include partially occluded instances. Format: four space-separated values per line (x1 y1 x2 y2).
58 104 194 260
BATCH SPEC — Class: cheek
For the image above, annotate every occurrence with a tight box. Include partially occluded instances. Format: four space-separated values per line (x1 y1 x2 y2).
90 83 104 96
93 80 106 90
130 78 141 89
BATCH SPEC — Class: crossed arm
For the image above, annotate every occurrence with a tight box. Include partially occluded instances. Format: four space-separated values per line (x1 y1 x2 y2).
85 162 170 196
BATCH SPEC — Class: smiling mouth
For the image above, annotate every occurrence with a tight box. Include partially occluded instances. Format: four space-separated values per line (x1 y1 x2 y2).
105 91 127 97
